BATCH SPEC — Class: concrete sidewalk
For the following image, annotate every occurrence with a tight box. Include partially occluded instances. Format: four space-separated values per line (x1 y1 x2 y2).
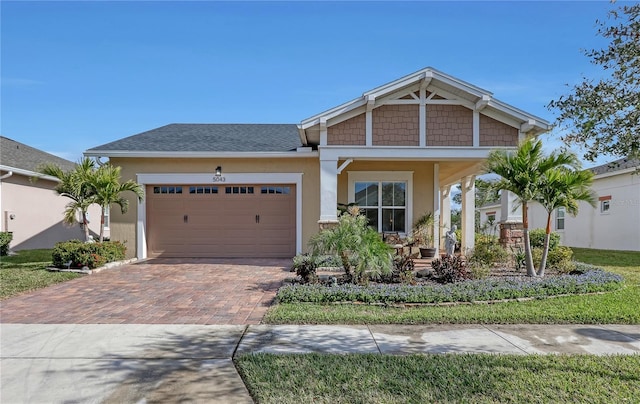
2 323 639 403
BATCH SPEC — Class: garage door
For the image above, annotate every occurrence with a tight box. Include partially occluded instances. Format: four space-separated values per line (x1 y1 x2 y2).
146 184 295 258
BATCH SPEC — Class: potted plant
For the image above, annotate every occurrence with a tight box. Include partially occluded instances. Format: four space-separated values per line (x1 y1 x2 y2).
412 212 436 258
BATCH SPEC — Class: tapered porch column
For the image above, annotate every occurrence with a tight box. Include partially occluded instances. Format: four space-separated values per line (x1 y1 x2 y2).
440 185 451 250
319 157 339 228
460 175 476 253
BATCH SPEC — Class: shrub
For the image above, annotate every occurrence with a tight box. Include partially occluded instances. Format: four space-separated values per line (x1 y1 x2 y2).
0 232 13 256
529 229 560 250
469 239 509 266
469 262 491 280
532 246 576 273
380 254 416 284
291 254 320 284
275 269 623 304
52 240 126 269
431 255 470 284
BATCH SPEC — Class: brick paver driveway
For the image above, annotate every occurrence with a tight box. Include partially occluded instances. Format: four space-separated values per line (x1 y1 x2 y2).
0 258 292 324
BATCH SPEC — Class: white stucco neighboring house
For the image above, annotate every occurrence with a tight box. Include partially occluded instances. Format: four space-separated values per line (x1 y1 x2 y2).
0 136 103 250
479 157 640 251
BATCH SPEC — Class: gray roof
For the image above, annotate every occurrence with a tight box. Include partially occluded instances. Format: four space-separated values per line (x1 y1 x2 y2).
590 157 640 176
87 124 302 153
1 136 76 173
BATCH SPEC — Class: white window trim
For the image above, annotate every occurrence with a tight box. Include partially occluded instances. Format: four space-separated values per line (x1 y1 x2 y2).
103 206 110 230
600 199 611 215
136 172 303 260
555 207 565 231
347 171 413 235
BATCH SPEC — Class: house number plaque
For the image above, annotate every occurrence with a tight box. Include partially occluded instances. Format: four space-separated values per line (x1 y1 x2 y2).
212 176 226 183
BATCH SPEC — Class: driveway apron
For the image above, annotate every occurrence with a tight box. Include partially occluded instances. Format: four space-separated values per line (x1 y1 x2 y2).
0 258 292 324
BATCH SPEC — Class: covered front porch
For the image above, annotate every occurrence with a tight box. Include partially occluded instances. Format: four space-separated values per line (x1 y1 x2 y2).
317 151 484 254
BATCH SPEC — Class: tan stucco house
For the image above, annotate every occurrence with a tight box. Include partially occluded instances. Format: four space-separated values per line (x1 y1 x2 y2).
84 67 550 259
0 136 103 250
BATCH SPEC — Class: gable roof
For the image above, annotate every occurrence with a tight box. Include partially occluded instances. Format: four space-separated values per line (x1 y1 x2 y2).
299 66 551 144
85 124 305 157
0 136 76 174
591 157 640 176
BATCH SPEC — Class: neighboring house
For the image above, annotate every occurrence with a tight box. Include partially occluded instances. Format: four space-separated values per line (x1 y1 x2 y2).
477 158 640 251
84 67 550 259
0 136 103 250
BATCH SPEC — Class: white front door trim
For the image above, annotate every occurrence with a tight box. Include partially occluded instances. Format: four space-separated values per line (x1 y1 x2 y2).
136 172 303 260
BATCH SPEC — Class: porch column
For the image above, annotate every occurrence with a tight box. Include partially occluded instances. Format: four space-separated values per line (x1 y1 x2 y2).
499 190 524 249
432 164 440 255
319 156 339 229
440 185 451 250
460 175 475 253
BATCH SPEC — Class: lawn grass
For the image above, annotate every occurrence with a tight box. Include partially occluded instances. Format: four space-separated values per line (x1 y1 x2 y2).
0 249 82 300
264 248 640 324
236 353 640 404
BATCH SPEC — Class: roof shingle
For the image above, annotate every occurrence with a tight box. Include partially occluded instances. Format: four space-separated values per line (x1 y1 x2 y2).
1 136 76 173
87 124 302 153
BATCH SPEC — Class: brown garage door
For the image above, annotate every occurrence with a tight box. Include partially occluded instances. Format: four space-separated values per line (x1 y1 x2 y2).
146 184 295 258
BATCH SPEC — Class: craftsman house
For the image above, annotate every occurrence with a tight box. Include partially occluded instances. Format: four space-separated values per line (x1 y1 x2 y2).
84 67 550 259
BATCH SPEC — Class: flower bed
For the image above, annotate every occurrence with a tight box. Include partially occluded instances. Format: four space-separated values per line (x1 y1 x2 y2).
276 264 623 305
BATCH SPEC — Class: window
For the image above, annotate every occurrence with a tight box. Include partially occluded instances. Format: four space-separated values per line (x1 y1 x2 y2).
153 186 183 194
261 186 290 194
225 186 254 194
600 199 611 214
103 207 110 229
354 181 406 233
556 207 565 230
189 186 218 194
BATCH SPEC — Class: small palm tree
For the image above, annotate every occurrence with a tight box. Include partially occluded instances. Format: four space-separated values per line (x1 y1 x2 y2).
534 166 596 276
40 158 97 242
309 206 392 284
91 164 144 242
485 138 577 277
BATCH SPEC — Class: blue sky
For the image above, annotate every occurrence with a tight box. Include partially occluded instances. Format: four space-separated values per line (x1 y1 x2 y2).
1 1 621 166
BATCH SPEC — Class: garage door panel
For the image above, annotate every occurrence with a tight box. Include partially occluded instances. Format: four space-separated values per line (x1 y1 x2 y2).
147 183 295 258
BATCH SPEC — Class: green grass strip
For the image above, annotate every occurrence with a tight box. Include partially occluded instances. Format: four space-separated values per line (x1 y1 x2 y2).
236 353 640 404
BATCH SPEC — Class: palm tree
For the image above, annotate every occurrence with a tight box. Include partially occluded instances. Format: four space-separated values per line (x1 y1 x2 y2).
485 138 577 277
534 166 596 276
91 164 144 242
39 158 97 242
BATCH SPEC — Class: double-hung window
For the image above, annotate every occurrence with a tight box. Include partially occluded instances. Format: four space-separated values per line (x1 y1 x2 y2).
555 207 565 230
349 172 413 234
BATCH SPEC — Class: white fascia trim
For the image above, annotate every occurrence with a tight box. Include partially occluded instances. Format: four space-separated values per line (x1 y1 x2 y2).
488 98 551 129
319 146 506 161
300 97 367 129
84 151 318 158
0 165 60 182
135 172 304 260
594 167 638 179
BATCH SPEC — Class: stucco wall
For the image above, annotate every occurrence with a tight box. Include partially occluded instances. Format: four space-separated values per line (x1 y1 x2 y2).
426 104 473 146
372 105 420 146
109 157 320 258
497 172 640 251
1 174 102 250
337 160 435 231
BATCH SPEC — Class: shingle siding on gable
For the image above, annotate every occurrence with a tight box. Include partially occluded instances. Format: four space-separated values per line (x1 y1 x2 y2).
372 104 419 146
327 114 366 145
426 104 473 146
479 114 519 146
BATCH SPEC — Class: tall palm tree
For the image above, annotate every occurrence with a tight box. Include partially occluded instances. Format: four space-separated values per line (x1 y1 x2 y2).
485 138 577 276
534 166 596 276
91 164 144 242
39 158 97 242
